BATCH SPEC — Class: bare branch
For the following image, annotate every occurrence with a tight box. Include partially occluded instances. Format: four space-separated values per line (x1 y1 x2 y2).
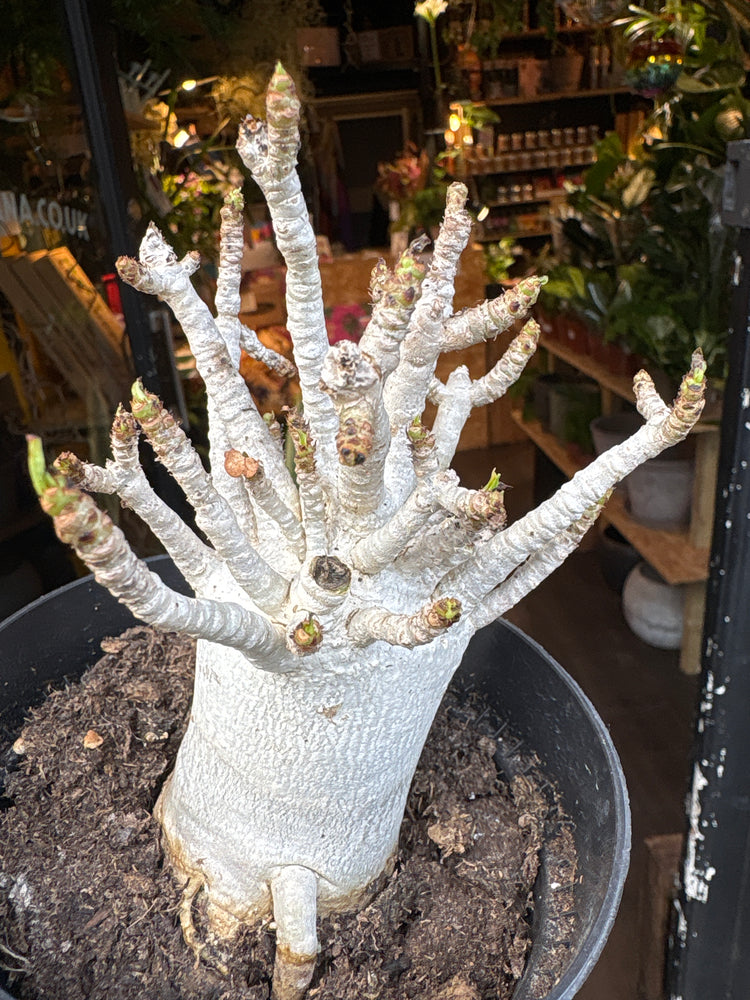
239 325 297 378
383 183 473 430
215 189 245 343
469 318 540 408
431 366 473 470
285 407 329 556
427 320 540 470
30 468 290 668
347 483 436 575
58 409 222 593
131 382 289 612
224 450 305 561
236 65 337 479
394 471 507 587
470 496 609 629
117 225 297 510
358 237 428 378
347 596 462 648
439 277 546 352
395 514 478 585
443 352 707 606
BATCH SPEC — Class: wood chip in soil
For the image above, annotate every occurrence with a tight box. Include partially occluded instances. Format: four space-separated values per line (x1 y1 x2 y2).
0 626 578 1000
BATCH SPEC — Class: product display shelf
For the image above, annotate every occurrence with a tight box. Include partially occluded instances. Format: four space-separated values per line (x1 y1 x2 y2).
512 335 720 674
480 86 631 108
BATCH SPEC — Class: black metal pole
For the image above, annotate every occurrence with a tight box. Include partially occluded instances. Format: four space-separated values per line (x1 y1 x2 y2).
61 0 165 400
60 0 191 520
666 140 750 998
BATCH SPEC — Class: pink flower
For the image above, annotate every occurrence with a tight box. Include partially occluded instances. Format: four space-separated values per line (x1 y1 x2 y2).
325 303 370 344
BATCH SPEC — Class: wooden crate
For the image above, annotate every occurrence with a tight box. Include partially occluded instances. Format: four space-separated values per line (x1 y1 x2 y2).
637 834 684 1000
0 249 131 413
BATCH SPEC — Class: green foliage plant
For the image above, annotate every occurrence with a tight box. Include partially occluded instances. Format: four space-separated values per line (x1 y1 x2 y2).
537 0 749 382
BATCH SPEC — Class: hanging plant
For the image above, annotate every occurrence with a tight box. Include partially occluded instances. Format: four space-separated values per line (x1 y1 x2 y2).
615 1 708 96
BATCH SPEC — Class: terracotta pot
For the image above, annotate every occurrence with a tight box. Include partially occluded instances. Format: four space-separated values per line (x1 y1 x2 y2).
535 304 557 341
585 327 610 366
558 314 589 353
546 51 585 93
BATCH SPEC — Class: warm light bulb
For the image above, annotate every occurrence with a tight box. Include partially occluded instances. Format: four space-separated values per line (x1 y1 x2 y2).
449 113 461 132
181 79 198 91
476 205 489 222
174 129 191 148
444 129 455 146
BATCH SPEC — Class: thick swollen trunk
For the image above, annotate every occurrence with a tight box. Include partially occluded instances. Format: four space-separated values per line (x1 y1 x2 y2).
156 625 472 924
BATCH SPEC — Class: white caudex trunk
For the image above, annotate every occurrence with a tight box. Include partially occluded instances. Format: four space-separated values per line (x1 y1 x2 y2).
27 64 707 1000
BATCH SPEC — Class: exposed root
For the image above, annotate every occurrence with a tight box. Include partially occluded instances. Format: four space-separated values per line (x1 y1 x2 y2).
179 874 208 968
271 865 318 1000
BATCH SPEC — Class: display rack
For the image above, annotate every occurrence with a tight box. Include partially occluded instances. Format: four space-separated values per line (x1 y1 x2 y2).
512 333 720 674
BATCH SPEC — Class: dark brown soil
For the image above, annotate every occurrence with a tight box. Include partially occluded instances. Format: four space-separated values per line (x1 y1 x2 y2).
0 626 577 1000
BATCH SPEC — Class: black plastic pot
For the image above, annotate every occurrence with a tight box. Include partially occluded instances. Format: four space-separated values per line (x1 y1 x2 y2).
0 557 629 1000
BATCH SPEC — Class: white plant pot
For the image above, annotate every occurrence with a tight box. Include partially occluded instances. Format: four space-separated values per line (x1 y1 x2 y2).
622 562 684 650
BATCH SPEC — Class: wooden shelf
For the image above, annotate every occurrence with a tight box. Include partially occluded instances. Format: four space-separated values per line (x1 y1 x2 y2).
539 335 720 432
511 411 710 586
462 159 593 178
478 86 631 109
475 228 552 241
540 335 638 402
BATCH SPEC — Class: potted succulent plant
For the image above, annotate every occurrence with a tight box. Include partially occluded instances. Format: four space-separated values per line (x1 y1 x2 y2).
0 65 706 1000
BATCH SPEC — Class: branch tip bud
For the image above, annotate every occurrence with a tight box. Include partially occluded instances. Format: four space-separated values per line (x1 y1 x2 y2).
289 614 323 653
27 436 83 517
27 435 54 496
224 449 259 479
483 468 503 492
130 379 163 422
54 451 86 484
116 255 140 286
431 597 462 627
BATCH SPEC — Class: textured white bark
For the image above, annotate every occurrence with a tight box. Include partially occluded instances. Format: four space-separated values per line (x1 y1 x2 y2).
131 385 289 612
156 615 473 924
470 499 607 630
431 365 473 469
383 183 473 430
236 76 338 482
320 341 390 527
117 228 298 515
439 276 546 352
358 237 427 379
